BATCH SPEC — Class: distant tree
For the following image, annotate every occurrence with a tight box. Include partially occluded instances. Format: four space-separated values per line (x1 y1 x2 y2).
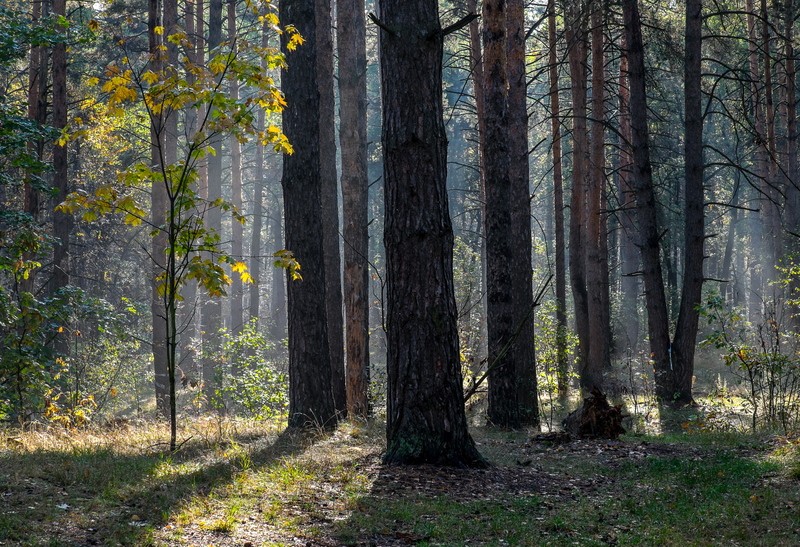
377 0 486 465
317 0 346 415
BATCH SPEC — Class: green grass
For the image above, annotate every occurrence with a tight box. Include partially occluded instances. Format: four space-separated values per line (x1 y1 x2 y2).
1 418 799 546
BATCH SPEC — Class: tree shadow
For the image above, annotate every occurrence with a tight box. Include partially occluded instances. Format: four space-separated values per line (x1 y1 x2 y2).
0 425 324 546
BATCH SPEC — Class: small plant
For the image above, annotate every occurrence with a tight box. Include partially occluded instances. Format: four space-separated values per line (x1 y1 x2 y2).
700 292 800 433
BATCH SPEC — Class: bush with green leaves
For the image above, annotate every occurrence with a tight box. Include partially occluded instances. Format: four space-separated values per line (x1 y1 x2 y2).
202 319 288 420
700 292 800 433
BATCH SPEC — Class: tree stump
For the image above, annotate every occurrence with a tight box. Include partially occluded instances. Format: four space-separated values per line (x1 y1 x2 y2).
563 388 625 439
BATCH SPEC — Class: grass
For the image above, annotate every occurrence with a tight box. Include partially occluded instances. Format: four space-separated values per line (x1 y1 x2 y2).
1 416 799 546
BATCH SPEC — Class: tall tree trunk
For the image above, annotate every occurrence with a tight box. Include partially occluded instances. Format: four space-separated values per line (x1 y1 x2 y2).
281 0 337 429
378 0 485 466
622 0 672 399
468 0 489 367
746 0 766 319
617 38 639 353
566 0 590 383
507 0 539 427
337 0 370 417
548 0 569 395
584 0 608 390
269 187 287 342
23 0 47 295
671 0 703 407
228 0 244 338
317 0 346 416
50 0 70 295
149 0 169 416
761 0 781 289
483 0 519 428
249 22 269 325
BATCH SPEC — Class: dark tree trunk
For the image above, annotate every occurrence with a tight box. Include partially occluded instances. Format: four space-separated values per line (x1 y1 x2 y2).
584 0 608 390
317 0 346 416
548 0 569 395
566 0 591 382
482 0 519 428
622 0 672 398
378 0 486 466
670 0 704 407
507 0 539 427
337 0 370 417
51 0 70 296
281 0 337 429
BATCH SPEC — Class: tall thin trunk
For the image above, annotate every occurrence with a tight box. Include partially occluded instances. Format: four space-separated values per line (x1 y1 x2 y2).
622 0 672 398
671 0 703 407
507 0 538 426
617 38 639 353
50 0 70 295
202 0 224 406
269 189 287 342
249 22 269 324
337 0 370 417
281 0 336 429
566 0 590 380
584 0 608 390
317 0 346 415
228 0 244 338
483 0 519 428
761 0 781 287
149 0 169 416
548 0 568 395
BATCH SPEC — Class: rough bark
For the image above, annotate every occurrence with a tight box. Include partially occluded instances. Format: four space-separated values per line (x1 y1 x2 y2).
378 0 486 466
483 0 519 428
670 0 703 407
281 0 337 429
337 0 370 417
507 0 539 427
317 0 346 416
622 0 672 398
548 0 569 395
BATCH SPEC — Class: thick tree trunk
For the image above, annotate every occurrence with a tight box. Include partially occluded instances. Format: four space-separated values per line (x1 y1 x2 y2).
378 0 485 466
507 0 539 427
622 0 672 398
317 0 346 416
337 0 370 417
228 0 244 338
566 0 591 383
281 0 337 429
548 0 569 395
483 0 519 428
671 0 703 407
584 0 608 390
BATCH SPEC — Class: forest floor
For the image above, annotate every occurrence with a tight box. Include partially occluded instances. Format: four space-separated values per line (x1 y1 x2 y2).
1 414 799 546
